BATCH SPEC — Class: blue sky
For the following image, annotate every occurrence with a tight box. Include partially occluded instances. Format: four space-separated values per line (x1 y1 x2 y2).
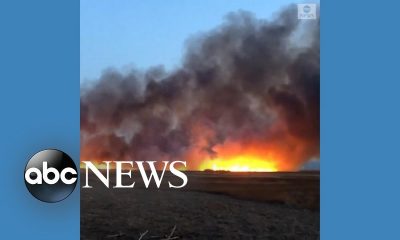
80 0 309 82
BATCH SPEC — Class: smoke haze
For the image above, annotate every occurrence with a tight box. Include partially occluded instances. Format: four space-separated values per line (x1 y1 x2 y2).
80 5 320 171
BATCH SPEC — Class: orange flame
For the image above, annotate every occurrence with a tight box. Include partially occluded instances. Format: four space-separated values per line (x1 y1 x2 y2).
200 155 278 172
81 121 316 172
191 138 286 172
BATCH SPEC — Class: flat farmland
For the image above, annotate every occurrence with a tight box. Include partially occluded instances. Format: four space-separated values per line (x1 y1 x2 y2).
81 171 319 240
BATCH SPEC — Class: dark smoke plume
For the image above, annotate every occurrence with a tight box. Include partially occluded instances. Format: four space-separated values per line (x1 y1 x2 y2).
81 5 320 170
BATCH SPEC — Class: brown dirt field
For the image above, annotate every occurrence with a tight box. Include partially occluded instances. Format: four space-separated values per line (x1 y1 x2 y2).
81 171 319 240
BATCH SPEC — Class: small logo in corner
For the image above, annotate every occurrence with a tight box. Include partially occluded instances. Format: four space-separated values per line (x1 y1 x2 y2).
298 4 317 20
24 149 78 203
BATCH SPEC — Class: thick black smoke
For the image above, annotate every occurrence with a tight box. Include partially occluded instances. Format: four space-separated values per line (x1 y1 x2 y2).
81 5 320 170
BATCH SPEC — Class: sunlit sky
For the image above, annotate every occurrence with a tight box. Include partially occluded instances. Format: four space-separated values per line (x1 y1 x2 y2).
80 0 318 82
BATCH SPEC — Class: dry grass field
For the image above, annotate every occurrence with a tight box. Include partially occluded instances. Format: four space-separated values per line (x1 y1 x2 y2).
81 170 319 240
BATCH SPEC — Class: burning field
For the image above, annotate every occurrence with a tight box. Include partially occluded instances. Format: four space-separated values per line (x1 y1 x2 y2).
80 4 320 239
80 5 319 172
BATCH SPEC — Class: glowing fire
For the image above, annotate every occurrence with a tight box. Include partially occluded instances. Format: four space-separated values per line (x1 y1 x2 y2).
201 155 278 172
196 139 283 172
81 125 307 172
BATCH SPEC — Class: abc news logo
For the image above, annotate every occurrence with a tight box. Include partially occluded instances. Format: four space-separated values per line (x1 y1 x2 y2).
297 3 317 20
24 149 188 203
24 149 77 203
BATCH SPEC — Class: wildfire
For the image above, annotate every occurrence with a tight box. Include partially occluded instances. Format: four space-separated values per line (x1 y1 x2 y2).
80 8 320 174
200 155 278 172
81 127 309 172
195 139 284 172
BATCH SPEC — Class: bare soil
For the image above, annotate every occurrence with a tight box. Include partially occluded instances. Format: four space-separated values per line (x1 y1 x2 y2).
81 171 319 240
